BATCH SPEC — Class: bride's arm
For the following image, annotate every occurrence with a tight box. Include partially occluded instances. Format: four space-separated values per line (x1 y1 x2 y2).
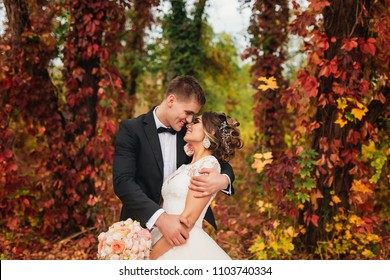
150 189 212 259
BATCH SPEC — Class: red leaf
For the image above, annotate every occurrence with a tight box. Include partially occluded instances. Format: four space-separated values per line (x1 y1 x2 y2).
346 129 361 145
309 0 330 12
67 94 78 107
8 164 18 172
4 149 13 159
87 195 98 206
0 44 11 51
78 237 91 248
360 38 376 56
114 78 122 89
302 75 319 98
311 214 319 227
341 37 358 51
332 82 346 95
0 76 12 90
7 218 20 230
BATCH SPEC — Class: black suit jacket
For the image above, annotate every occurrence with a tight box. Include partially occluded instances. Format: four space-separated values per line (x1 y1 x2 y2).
113 108 234 229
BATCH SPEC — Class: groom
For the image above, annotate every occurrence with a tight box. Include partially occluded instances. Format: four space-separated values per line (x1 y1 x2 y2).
113 75 234 247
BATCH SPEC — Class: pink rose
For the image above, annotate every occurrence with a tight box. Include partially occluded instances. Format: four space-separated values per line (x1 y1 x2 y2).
141 229 151 240
98 240 104 254
111 241 125 254
184 143 194 156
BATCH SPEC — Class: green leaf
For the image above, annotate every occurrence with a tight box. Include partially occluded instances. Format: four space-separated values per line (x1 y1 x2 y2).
303 178 316 190
297 192 310 202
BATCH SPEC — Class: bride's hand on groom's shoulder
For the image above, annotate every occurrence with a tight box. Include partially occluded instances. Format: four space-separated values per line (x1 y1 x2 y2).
189 168 228 198
155 213 190 246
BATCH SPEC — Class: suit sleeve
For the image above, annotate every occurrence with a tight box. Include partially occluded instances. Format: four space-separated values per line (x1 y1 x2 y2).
219 160 235 195
112 120 160 226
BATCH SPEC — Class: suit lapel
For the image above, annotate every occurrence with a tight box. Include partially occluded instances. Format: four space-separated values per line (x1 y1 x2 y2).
143 109 164 176
176 128 187 168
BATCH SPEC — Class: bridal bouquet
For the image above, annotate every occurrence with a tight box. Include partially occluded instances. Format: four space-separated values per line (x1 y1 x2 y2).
97 218 152 260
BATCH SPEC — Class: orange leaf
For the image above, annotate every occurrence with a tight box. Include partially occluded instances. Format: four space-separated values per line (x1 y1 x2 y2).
309 0 330 12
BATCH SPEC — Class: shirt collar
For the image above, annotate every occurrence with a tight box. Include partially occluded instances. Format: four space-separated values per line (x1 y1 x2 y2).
153 106 167 129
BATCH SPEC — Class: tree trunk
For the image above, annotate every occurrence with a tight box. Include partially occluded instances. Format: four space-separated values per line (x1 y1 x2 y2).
3 0 30 42
165 0 207 82
303 0 389 251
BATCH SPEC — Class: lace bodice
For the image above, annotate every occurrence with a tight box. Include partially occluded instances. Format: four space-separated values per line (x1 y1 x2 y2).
161 155 221 228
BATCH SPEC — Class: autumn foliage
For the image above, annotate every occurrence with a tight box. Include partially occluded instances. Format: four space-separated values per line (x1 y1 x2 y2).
0 0 388 260
245 0 389 259
1 0 129 256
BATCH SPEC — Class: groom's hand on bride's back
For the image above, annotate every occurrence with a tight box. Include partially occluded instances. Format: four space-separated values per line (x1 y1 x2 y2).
155 212 190 246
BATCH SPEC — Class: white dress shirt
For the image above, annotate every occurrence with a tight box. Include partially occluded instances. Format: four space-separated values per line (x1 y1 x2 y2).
145 107 177 229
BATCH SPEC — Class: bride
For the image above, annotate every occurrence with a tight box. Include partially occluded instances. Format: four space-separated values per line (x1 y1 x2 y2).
150 112 243 260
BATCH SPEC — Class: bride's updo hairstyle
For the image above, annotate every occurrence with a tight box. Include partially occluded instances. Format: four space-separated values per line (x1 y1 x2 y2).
201 112 243 162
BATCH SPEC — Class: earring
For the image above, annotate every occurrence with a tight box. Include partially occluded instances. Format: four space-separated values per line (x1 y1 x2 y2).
203 137 211 149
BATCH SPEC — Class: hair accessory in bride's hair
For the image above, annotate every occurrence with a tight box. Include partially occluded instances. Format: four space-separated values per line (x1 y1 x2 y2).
219 121 232 154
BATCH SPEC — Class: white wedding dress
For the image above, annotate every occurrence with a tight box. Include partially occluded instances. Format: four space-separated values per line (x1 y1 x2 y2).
151 155 231 260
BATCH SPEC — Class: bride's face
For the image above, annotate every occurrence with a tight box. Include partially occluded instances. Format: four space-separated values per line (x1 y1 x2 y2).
184 116 205 143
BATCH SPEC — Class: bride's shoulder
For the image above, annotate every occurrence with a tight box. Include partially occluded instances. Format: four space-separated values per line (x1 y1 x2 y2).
198 155 220 170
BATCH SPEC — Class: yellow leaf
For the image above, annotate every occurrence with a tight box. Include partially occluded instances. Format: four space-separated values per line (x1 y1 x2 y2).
351 180 373 194
351 107 367 120
284 226 296 238
263 152 273 160
252 152 273 173
258 76 279 91
335 113 348 127
264 202 273 209
349 214 365 226
269 241 278 251
273 220 280 229
362 249 374 258
252 159 266 173
253 152 273 160
355 101 368 110
255 241 266 251
332 195 341 204
337 98 348 111
257 200 264 207
366 233 381 243
256 200 266 213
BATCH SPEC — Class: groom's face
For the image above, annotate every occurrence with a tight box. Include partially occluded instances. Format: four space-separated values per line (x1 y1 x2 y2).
167 94 202 132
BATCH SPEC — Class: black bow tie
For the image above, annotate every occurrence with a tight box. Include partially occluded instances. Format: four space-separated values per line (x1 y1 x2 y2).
157 126 177 135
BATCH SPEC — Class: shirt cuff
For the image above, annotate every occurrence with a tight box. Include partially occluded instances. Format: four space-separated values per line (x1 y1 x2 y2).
145 208 165 230
220 174 232 195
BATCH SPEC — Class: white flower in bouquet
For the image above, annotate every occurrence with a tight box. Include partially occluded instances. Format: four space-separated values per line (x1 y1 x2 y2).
97 218 152 260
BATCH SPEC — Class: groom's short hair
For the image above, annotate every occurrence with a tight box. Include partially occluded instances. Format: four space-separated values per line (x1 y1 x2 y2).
165 75 206 105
